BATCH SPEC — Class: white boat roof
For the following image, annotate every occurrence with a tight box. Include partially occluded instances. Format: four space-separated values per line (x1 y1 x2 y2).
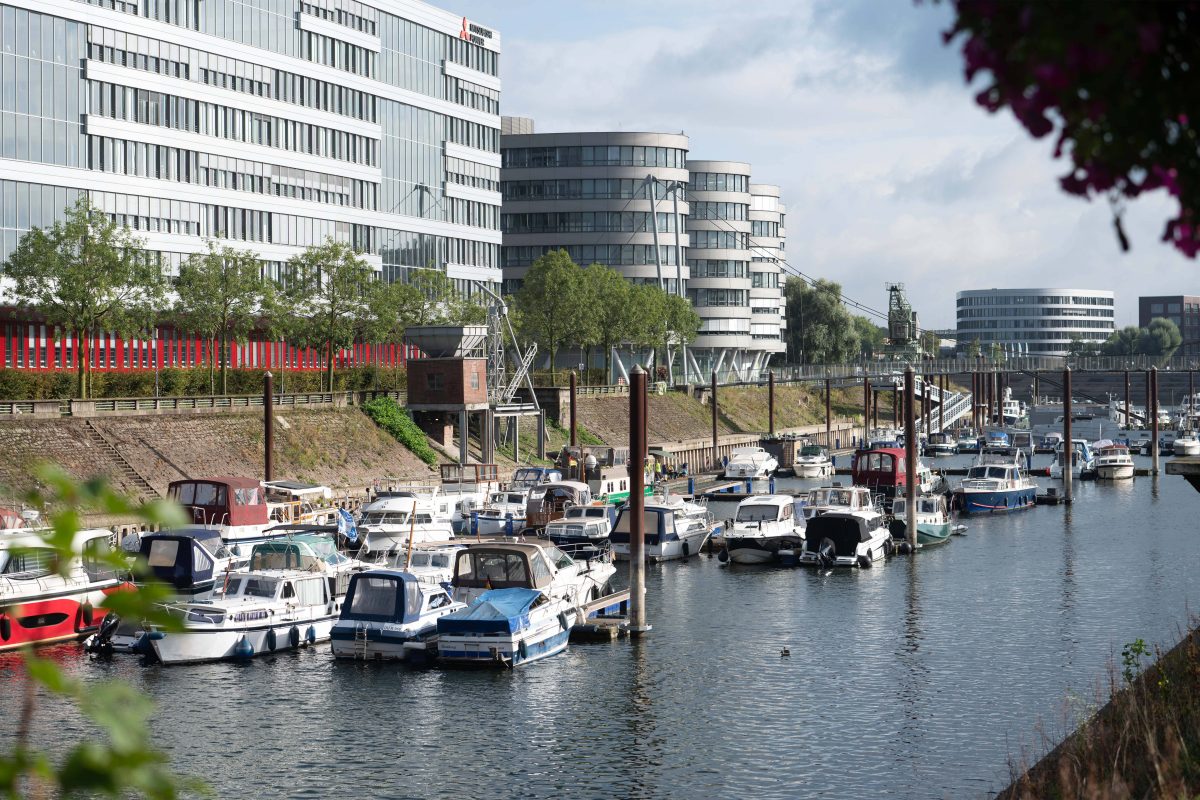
737 494 793 508
1 527 113 551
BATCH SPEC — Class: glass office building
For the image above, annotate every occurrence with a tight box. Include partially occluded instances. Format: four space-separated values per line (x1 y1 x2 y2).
0 0 502 292
955 288 1115 356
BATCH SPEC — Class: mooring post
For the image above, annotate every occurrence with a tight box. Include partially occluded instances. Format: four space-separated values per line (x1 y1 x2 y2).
863 376 871 444
825 378 832 448
628 366 650 635
1124 370 1131 429
1151 366 1160 475
768 370 775 436
711 370 719 470
1190 370 1195 422
904 367 917 549
1063 367 1073 505
938 373 945 434
569 370 578 448
263 371 274 482
1033 371 1040 410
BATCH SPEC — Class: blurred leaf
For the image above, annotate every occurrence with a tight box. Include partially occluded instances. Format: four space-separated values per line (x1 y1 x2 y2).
99 582 186 633
24 655 78 695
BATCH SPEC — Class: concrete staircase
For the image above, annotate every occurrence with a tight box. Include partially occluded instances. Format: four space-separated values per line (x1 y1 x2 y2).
83 420 159 501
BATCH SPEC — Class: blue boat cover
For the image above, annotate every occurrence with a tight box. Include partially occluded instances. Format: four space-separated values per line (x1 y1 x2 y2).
437 588 542 635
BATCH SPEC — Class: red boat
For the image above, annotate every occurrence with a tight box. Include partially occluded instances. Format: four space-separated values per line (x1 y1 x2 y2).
851 447 935 502
0 527 130 651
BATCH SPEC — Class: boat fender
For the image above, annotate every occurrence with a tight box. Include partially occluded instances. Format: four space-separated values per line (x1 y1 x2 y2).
0 614 10 642
682 541 690 558
81 602 94 627
884 539 895 557
716 548 728 563
289 626 301 648
266 628 277 652
558 611 570 631
857 554 873 569
234 636 254 659
306 625 317 644
518 639 528 660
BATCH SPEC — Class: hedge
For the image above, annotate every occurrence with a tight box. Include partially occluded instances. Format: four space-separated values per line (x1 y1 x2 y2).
361 396 438 467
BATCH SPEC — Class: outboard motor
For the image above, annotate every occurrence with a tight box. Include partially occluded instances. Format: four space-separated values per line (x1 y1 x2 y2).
817 538 837 569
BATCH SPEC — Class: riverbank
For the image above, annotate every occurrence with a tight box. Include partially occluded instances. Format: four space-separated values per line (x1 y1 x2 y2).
1000 620 1200 799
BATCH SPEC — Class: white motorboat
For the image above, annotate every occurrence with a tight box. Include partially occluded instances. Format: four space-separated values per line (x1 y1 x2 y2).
357 494 455 557
800 485 878 521
889 494 954 545
798 508 892 568
389 544 464 586
330 570 464 662
1093 440 1135 480
1050 439 1096 479
436 587 577 668
724 447 779 479
448 540 615 609
792 444 834 478
147 570 339 665
1174 431 1200 456
610 495 717 561
262 480 339 525
924 432 957 456
722 495 806 565
1 526 126 651
472 489 530 536
521 481 594 534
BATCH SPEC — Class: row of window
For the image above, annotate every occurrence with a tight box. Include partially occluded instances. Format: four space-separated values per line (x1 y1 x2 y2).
446 156 499 192
92 82 379 166
688 172 750 194
957 294 1114 306
965 331 1110 342
299 29 375 78
957 306 1114 318
501 145 688 170
957 319 1115 331
751 220 780 238
300 0 377 36
687 288 747 307
751 271 780 289
691 201 748 221
501 244 682 269
689 259 748 279
501 211 682 235
448 75 499 116
1147 301 1200 314
0 112 85 167
690 230 749 250
501 178 682 202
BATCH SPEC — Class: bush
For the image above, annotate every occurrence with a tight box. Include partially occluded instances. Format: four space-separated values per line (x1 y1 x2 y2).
361 397 438 467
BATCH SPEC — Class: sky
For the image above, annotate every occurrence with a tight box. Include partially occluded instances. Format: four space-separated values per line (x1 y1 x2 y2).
453 0 1197 329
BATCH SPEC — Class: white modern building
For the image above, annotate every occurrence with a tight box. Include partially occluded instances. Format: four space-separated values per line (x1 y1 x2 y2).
0 0 502 294
955 288 1116 356
749 183 787 358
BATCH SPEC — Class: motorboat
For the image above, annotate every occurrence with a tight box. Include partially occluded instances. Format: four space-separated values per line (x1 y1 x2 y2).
559 446 649 503
356 493 455 557
1009 431 1034 468
985 430 1010 448
1050 438 1096 479
262 480 339 525
924 432 957 457
889 494 953 545
610 495 718 562
1093 440 1135 480
521 481 594 534
437 464 501 532
1035 431 1063 455
137 528 237 598
448 541 615 608
956 429 980 453
248 527 371 598
146 569 339 665
851 447 937 504
167 476 277 560
722 495 806 565
792 444 834 478
1173 430 1200 456
435 587 576 668
797 509 892 568
801 485 878 520
952 449 1038 514
330 570 463 662
0 527 128 651
472 489 530 536
388 544 464 587
724 447 778 479
866 427 902 448
759 434 813 477
506 466 563 491
1001 388 1025 426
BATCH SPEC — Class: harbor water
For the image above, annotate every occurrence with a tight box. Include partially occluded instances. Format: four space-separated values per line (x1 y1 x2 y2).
3 452 1199 799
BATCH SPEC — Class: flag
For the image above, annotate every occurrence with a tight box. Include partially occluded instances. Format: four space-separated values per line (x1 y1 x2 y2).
337 508 358 544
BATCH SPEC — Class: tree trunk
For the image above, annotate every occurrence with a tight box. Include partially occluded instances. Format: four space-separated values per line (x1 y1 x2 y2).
325 340 334 392
208 338 215 395
603 341 612 386
548 344 557 384
220 332 229 395
76 327 87 400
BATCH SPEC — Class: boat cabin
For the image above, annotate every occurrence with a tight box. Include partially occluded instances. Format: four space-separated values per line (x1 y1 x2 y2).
0 529 119 584
340 570 454 624
168 477 268 530
138 528 231 594
851 448 909 496
450 542 571 593
207 572 331 615
962 463 1022 487
262 480 336 525
734 495 796 524
891 495 947 518
610 501 690 546
525 481 592 529
508 466 562 490
558 446 634 500
544 518 610 543
805 485 874 513
804 512 887 558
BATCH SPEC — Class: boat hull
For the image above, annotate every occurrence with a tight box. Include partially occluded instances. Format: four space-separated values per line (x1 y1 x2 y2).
150 617 334 665
474 515 526 536
612 527 712 562
1174 441 1200 456
330 623 437 662
436 617 573 668
953 488 1036 514
725 535 805 565
794 462 833 478
1095 464 1134 480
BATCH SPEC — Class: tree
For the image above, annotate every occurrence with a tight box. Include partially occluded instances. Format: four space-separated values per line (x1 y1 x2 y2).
581 264 634 381
174 241 272 394
920 330 942 358
514 250 585 382
285 239 385 391
408 268 487 326
1139 316 1183 359
782 277 860 364
642 290 701 382
852 316 886 359
1067 334 1102 358
946 3 1200 256
1102 325 1144 356
2 198 164 398
968 338 983 358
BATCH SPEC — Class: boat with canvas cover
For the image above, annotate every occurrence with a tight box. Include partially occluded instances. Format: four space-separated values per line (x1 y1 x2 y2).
797 509 892 568
435 587 576 668
330 570 463 662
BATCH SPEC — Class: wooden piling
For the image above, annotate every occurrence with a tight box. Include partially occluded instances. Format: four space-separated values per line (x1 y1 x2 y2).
768 370 775 436
711 371 719 469
892 386 898 427
569 370 578 448
1151 366 1160 475
825 378 832 447
263 371 274 482
904 367 917 548
938 373 945 434
1063 367 1072 505
628 366 649 635
863 377 871 443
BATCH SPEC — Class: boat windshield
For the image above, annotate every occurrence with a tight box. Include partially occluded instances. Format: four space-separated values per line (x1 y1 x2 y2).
347 575 420 619
799 446 824 457
239 577 278 597
540 543 575 569
361 511 408 525
966 467 990 479
736 505 781 522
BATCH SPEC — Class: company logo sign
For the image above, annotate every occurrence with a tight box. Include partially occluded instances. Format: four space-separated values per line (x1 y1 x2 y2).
459 16 493 46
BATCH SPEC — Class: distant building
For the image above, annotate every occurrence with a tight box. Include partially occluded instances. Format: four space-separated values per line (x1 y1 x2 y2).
1139 295 1200 355
955 288 1115 356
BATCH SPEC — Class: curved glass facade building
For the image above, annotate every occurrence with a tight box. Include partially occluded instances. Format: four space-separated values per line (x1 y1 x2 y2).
0 0 502 292
955 288 1116 355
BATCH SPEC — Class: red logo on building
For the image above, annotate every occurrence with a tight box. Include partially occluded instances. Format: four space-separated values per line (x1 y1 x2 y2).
460 17 470 41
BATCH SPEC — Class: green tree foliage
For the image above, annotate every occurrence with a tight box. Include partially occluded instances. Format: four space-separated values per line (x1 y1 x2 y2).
1 465 201 798
1103 326 1143 356
1067 334 1102 358
1 198 165 399
515 250 583 383
173 241 273 394
1140 316 1183 357
361 396 438 467
285 239 387 392
968 338 983 358
782 277 860 364
947 3 1200 256
852 317 886 359
408 269 487 326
